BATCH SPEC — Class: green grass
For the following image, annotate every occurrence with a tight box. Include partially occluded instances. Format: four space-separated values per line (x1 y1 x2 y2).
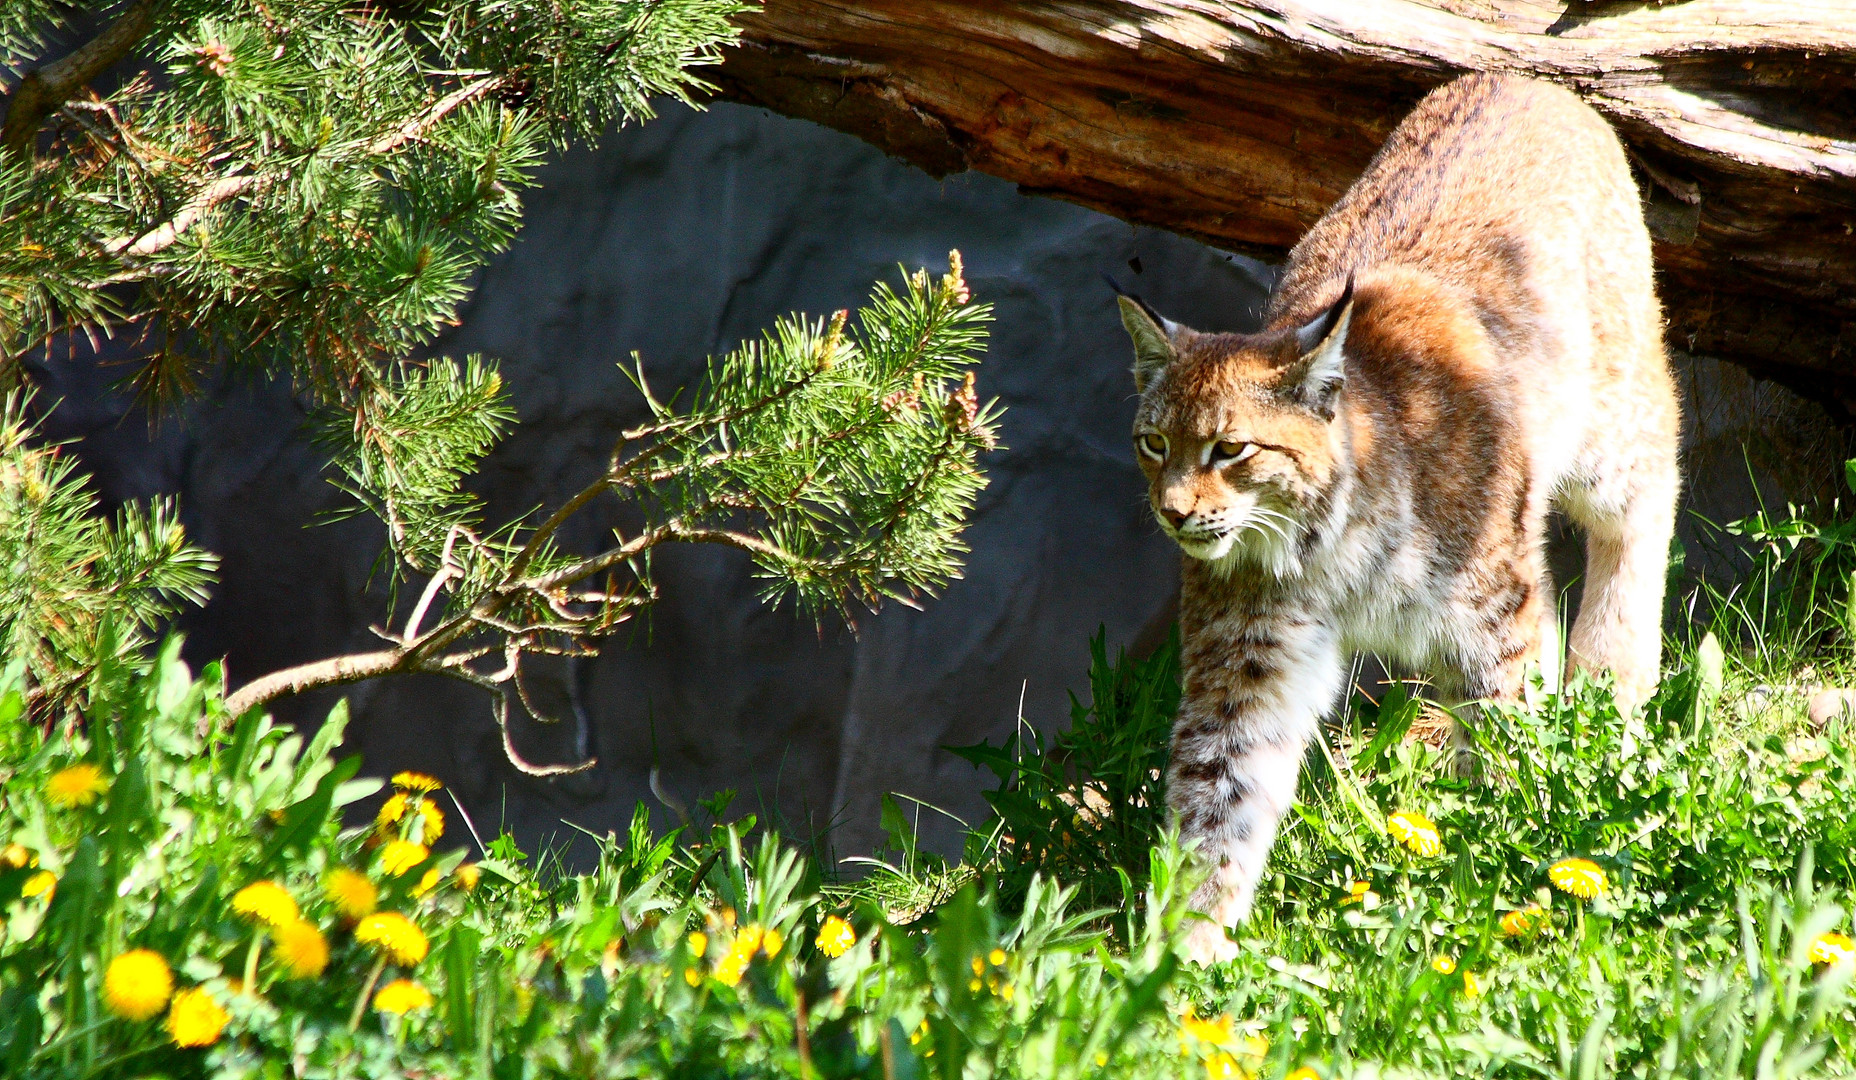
3 495 1856 1077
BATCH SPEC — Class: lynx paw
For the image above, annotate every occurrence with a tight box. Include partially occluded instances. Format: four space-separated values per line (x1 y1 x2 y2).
1181 917 1242 966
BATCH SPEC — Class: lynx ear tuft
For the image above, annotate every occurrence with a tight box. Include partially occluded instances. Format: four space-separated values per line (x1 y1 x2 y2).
1286 274 1354 417
1113 291 1180 394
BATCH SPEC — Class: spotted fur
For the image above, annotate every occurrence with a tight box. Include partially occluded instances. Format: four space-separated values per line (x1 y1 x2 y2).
1117 74 1680 964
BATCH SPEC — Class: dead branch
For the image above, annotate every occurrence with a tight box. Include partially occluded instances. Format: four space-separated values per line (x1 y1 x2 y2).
713 0 1856 404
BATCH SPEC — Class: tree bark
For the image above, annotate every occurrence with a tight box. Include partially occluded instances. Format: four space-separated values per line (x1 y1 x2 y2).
711 0 1856 412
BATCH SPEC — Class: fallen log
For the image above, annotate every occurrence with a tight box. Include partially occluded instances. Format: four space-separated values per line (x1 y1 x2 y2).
711 1 1856 413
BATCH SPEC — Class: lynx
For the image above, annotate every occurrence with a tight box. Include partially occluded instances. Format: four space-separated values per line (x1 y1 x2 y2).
1114 73 1679 964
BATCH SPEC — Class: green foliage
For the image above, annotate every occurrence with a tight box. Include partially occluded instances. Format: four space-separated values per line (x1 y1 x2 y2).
0 393 216 718
1 626 1853 1078
618 262 997 614
946 630 1856 1077
1697 457 1856 667
0 644 1198 1079
950 627 1175 916
318 356 515 583
2 0 746 395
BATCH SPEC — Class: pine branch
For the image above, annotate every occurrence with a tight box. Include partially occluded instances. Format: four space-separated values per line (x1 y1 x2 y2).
222 256 995 787
102 72 505 262
0 0 161 158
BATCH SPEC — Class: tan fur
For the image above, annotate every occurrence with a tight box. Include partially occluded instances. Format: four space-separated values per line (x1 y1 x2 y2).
1118 74 1680 964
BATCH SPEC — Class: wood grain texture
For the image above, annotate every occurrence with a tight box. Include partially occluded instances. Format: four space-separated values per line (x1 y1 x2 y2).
711 1 1856 406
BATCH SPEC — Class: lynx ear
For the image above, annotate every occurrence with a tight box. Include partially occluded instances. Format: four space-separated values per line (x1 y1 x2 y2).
1285 275 1355 417
1115 293 1180 393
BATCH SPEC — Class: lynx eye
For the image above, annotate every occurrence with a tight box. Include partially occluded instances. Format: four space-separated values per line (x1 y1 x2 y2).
1212 440 1261 464
1137 433 1168 460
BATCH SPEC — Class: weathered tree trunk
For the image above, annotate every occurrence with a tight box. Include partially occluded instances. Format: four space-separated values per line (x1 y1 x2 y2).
712 1 1856 412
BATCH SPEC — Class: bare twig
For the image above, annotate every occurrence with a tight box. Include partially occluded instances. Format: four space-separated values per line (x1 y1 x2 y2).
404 525 467 640
528 523 674 591
220 520 675 717
366 74 508 156
103 172 263 258
506 472 612 580
223 649 403 717
1 0 162 158
491 687 598 776
665 526 799 565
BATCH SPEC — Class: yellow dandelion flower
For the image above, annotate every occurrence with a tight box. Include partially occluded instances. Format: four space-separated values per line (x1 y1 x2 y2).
1340 880 1377 906
374 978 434 1015
1180 1010 1234 1048
762 927 784 958
166 987 229 1047
1810 931 1855 967
324 868 377 919
683 967 701 986
1432 955 1457 975
687 931 708 957
1095 1052 1109 1067
22 870 54 899
715 942 754 987
379 840 429 877
46 764 109 809
971 956 985 977
0 843 33 869
817 915 855 958
376 792 410 828
412 867 441 898
989 948 1008 966
454 863 481 891
1463 970 1481 999
392 771 442 793
737 924 764 956
1287 1069 1320 1080
1387 811 1442 857
231 881 298 928
354 912 428 965
1205 1052 1241 1080
417 800 444 841
273 920 329 978
1548 857 1608 900
1500 904 1544 937
102 949 174 1020
969 977 983 993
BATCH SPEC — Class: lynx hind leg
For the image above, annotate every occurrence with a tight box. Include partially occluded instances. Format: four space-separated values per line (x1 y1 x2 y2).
1444 546 1553 777
1169 619 1344 964
1562 443 1679 716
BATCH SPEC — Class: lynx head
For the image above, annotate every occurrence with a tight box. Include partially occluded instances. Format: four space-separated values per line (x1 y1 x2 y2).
1117 278 1355 572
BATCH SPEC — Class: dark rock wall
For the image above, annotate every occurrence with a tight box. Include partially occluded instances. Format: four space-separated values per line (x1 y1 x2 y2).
39 101 1845 866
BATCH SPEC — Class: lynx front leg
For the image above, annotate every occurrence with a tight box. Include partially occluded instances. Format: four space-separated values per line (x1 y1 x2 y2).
1169 617 1344 964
